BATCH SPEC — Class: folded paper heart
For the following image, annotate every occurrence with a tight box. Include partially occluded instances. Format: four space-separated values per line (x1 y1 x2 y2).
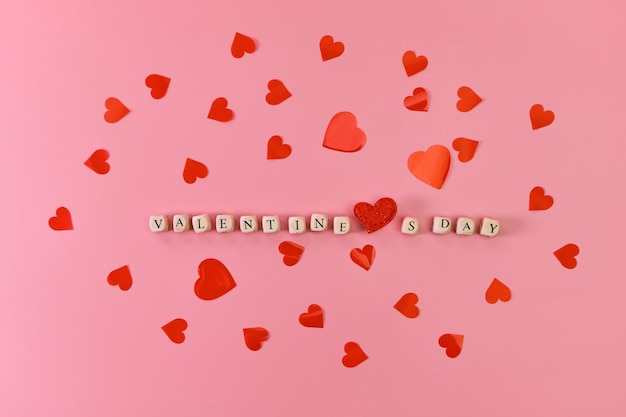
402 51 428 76
407 144 451 189
162 318 187 344
530 104 555 130
353 197 397 233
84 149 110 174
299 304 324 328
319 35 344 61
145 74 170 99
231 32 256 58
452 138 479 163
278 241 304 266
107 265 132 291
342 342 368 367
104 97 130 123
207 97 233 122
49 207 73 231
456 86 482 112
243 327 269 351
394 293 419 318
404 87 429 111
350 245 376 271
438 333 464 358
182 158 208 184
323 111 366 152
485 278 511 304
529 186 554 211
267 135 292 160
265 79 291 105
553 244 579 269
194 258 237 300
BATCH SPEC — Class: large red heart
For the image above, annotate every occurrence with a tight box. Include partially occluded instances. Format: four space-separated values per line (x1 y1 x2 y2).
529 186 554 211
456 86 482 112
323 111 366 152
278 241 304 266
553 244 579 269
84 149 110 174
299 304 324 328
350 245 376 271
194 259 237 300
402 51 428 77
207 97 233 122
183 158 208 184
267 135 292 160
243 327 269 351
49 207 73 231
438 333 464 358
319 35 344 61
353 197 397 233
145 74 170 99
265 79 291 105
403 87 429 111
231 32 256 58
452 137 479 163
342 342 368 367
162 318 187 344
104 97 130 123
394 293 419 318
107 265 132 291
407 144 450 189
485 278 511 304
530 104 555 130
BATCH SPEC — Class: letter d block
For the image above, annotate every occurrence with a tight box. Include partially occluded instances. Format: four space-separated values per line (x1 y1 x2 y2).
480 218 500 237
149 215 169 232
432 216 452 234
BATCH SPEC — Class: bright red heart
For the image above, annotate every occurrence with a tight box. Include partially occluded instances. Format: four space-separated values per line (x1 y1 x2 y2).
407 144 451 189
402 51 428 76
183 158 208 184
267 135 292 160
530 104 555 130
529 186 554 211
84 149 110 174
438 333 464 358
394 293 419 318
404 87 429 111
207 97 233 122
322 111 366 152
243 327 269 351
452 137 479 163
194 258 237 300
107 265 132 291
265 79 291 105
456 86 482 112
104 97 130 123
342 342 368 367
554 244 579 269
299 304 324 328
49 207 73 231
145 74 170 99
319 35 344 61
231 32 256 58
162 318 187 344
353 197 397 233
485 278 511 304
278 241 304 266
350 245 376 271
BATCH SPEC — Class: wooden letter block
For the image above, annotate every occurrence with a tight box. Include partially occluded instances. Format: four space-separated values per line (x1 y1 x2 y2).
401 217 419 235
310 214 328 232
192 214 212 233
432 216 452 234
480 218 500 237
288 216 306 234
173 214 190 232
149 215 169 232
239 216 258 233
215 215 235 233
455 217 475 235
333 216 350 234
262 215 281 233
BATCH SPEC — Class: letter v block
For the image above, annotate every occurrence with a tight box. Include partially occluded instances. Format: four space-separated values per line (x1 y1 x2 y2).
149 215 169 232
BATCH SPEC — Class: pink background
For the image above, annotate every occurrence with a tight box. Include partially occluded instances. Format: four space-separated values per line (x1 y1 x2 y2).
2 0 626 416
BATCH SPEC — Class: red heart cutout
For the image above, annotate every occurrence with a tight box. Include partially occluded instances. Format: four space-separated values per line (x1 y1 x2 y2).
49 207 73 231
319 35 344 61
267 135 292 160
265 79 291 105
194 258 237 300
107 265 132 291
243 327 269 351
183 158 208 184
231 32 256 58
162 318 187 344
529 186 554 211
278 241 304 266
456 86 482 112
485 278 511 304
207 97 233 122
530 104 555 130
407 144 451 189
104 97 130 123
354 197 397 233
299 304 324 328
394 292 419 318
323 111 366 152
404 87 429 111
438 333 464 358
342 342 368 367
402 51 428 77
554 243 579 269
145 74 170 99
452 137 479 163
350 245 376 271
84 149 110 174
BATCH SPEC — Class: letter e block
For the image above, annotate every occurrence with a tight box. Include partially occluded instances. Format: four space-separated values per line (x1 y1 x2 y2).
215 215 235 233
333 216 350 234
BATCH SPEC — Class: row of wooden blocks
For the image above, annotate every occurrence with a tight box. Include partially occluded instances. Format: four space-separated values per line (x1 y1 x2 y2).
149 214 500 237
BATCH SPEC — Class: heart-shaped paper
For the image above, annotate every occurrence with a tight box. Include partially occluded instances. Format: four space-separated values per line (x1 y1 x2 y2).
84 149 110 174
402 51 428 77
323 111 366 152
162 318 187 344
353 197 397 233
243 327 269 351
456 86 482 112
267 135 292 160
231 32 256 58
104 97 130 123
554 244 579 269
452 137 479 163
183 158 208 184
265 79 291 105
342 342 368 367
350 245 376 271
394 293 419 318
278 241 304 266
438 333 464 358
407 144 451 189
485 278 511 304
107 265 132 291
145 74 170 99
299 304 324 328
49 207 73 231
207 97 233 122
320 35 344 61
529 186 554 211
530 104 555 130
194 258 237 300
404 87 429 111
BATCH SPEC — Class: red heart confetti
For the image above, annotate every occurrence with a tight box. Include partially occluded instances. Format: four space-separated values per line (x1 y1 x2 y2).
278 241 304 266
48 207 73 231
485 278 511 304
162 318 187 344
84 149 110 174
145 74 170 99
319 35 344 61
529 186 554 211
231 32 256 58
393 293 419 318
104 97 130 123
207 97 233 122
243 327 269 351
107 265 132 291
342 342 368 367
265 79 291 105
267 135 292 160
530 104 555 130
194 258 237 300
553 244 579 269
322 111 366 152
452 137 479 163
438 333 464 358
456 86 482 112
182 158 208 184
350 245 376 271
402 51 428 77
407 144 451 189
353 197 397 233
299 304 324 328
403 87 429 111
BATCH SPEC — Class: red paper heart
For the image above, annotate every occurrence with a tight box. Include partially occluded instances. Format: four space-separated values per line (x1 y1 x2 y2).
145 74 170 99
299 304 324 328
402 51 428 77
84 149 110 174
49 207 73 231
350 245 376 271
394 293 419 318
231 32 256 58
530 104 555 130
438 333 464 358
456 86 482 112
278 241 304 266
104 97 130 123
243 327 269 351
107 265 132 291
407 144 451 189
529 186 554 210
183 158 208 184
353 198 397 233
342 342 368 367
194 259 237 300
265 79 291 105
554 244 579 269
323 111 366 152
162 318 187 344
452 137 479 163
404 87 429 111
207 97 233 122
485 278 511 304
319 35 344 61
267 135 292 160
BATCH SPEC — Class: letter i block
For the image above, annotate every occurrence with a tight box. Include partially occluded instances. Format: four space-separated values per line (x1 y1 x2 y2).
192 214 212 233
432 216 452 234
288 216 306 234
401 217 419 235
480 218 500 237
149 215 169 232
173 214 190 232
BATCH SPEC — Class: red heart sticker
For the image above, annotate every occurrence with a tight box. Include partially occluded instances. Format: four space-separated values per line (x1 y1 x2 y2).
243 327 269 351
194 259 237 300
394 293 419 318
456 86 482 112
407 144 451 189
402 51 428 77
267 135 292 160
485 278 511 304
49 207 73 231
438 333 464 358
452 137 479 163
319 35 344 61
207 97 233 122
145 74 170 99
183 158 208 184
104 97 130 123
530 104 555 130
342 342 368 367
322 111 366 152
404 87 429 111
231 32 256 58
84 149 110 174
554 244 579 269
278 241 304 266
265 79 291 105
529 186 554 211
107 265 132 291
354 197 397 233
162 318 187 344
350 245 376 271
299 304 324 328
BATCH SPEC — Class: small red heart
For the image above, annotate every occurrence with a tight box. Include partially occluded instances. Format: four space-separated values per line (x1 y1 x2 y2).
407 144 451 189
107 265 132 291
456 86 482 112
350 245 376 271
319 35 344 61
84 149 110 174
104 97 130 123
353 197 397 233
322 111 366 152
207 97 233 122
554 244 579 269
530 104 555 130
485 278 511 304
278 241 304 266
529 186 554 211
403 87 429 111
49 207 73 231
394 293 419 318
342 342 368 367
451 137 479 163
265 79 291 105
267 135 292 160
299 304 324 328
231 32 256 58
194 258 237 300
145 74 170 99
438 333 464 358
243 327 269 351
402 51 428 77
162 318 187 344
183 158 208 184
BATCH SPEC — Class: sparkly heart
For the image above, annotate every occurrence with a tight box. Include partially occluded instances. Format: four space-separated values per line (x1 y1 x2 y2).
353 197 397 233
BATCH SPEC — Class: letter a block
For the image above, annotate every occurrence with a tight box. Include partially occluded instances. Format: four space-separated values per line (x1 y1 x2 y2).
455 217 475 235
